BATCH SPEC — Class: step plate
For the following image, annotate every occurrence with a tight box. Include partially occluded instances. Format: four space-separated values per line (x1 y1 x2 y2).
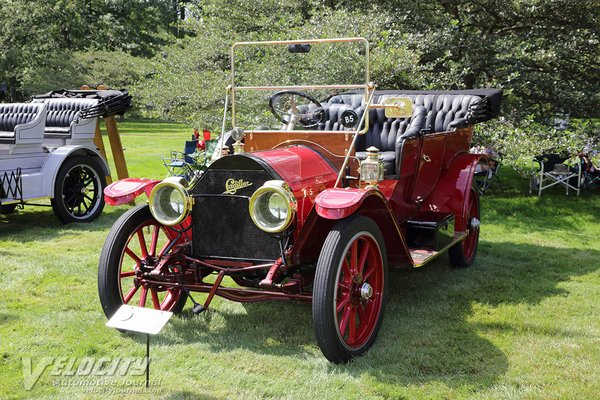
409 248 437 267
409 231 468 267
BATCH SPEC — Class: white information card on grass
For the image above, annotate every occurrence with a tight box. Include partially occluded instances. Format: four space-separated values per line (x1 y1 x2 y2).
106 305 173 335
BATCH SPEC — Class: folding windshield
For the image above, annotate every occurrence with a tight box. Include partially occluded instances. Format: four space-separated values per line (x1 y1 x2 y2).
230 37 370 133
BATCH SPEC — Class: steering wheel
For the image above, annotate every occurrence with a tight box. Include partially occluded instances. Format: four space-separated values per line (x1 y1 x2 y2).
269 90 325 128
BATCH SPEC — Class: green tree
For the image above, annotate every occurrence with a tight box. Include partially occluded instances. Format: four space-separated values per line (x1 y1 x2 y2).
0 0 177 100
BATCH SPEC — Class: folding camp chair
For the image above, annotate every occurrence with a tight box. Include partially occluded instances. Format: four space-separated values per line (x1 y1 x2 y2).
163 140 198 179
471 147 504 195
530 154 581 196
475 153 504 195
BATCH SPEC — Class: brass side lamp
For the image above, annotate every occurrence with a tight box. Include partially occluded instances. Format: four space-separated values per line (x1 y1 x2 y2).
360 146 384 187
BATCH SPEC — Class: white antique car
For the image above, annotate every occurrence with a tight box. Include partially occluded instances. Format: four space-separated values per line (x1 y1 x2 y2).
0 95 110 222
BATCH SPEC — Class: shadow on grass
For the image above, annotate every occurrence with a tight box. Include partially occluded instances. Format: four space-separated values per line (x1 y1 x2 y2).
147 240 599 392
0 205 129 240
160 391 222 400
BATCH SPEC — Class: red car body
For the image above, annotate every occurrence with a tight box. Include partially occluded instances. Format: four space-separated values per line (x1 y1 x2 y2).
99 38 501 363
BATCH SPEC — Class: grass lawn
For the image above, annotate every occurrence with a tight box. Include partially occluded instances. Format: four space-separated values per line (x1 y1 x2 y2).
1 120 599 399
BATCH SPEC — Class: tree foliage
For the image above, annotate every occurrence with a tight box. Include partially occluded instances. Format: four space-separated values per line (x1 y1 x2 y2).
0 0 598 165
0 0 177 99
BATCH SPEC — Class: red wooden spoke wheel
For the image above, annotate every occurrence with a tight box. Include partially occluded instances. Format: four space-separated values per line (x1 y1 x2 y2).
313 215 388 363
98 205 187 320
449 186 480 268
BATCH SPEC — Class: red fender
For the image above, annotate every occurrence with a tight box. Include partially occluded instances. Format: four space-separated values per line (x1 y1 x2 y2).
103 178 161 206
314 187 370 220
424 153 486 231
307 187 412 267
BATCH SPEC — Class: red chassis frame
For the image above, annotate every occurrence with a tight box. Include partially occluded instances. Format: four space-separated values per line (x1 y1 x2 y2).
103 124 485 309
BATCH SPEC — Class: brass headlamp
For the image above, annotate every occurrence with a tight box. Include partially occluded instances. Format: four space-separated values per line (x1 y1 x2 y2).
149 176 193 226
249 180 297 233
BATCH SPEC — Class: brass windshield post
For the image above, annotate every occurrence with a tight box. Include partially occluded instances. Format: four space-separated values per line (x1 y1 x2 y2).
334 87 376 188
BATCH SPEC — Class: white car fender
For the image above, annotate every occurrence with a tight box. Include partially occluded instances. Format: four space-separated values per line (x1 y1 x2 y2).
41 145 110 196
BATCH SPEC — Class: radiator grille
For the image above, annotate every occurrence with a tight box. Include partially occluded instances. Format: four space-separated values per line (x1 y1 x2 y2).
192 165 281 262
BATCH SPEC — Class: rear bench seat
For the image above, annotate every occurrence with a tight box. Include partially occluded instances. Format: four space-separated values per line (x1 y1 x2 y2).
0 103 46 145
319 92 486 175
32 98 99 140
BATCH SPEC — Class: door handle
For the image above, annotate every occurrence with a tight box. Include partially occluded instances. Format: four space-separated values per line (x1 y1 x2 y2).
422 154 431 163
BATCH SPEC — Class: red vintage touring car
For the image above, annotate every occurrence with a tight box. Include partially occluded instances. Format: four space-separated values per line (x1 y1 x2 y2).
98 38 502 362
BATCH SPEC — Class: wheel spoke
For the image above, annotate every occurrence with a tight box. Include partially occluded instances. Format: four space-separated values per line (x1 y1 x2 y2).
157 238 174 257
120 271 136 278
149 225 160 256
363 266 375 281
350 241 358 274
137 229 149 258
124 247 142 266
357 303 367 323
150 288 160 309
348 309 357 342
358 241 369 275
339 306 352 335
138 286 148 307
123 285 139 304
341 259 352 279
336 292 351 314
160 290 173 310
64 193 77 203
161 291 175 310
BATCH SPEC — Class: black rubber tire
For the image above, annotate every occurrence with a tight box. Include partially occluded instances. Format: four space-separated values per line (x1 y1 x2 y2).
51 155 106 223
313 215 388 363
98 205 188 320
0 204 17 214
449 186 480 268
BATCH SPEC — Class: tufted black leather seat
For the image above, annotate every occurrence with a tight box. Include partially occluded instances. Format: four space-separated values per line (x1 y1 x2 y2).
353 105 427 175
325 92 485 134
0 103 45 144
316 95 427 175
316 92 488 175
33 98 98 138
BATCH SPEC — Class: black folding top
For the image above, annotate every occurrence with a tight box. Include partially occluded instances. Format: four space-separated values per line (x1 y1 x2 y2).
32 89 132 118
346 88 503 123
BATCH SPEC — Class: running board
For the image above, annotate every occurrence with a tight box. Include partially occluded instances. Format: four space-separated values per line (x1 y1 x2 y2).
409 232 468 267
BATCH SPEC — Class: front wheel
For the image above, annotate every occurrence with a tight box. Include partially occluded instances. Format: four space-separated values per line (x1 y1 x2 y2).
313 215 388 363
98 205 188 320
449 186 480 268
51 155 106 223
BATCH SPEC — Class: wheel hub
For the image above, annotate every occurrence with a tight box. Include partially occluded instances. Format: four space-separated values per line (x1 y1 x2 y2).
359 283 373 300
349 274 374 304
470 217 480 230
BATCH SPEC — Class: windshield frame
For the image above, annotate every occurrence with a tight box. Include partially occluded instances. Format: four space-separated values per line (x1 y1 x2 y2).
229 37 371 135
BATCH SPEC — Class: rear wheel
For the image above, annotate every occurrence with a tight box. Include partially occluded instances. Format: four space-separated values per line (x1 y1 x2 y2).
51 155 106 223
449 186 480 268
98 205 188 320
313 215 388 363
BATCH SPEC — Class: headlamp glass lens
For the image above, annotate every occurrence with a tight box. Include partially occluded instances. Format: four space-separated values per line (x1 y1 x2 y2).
254 192 289 230
153 185 185 223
